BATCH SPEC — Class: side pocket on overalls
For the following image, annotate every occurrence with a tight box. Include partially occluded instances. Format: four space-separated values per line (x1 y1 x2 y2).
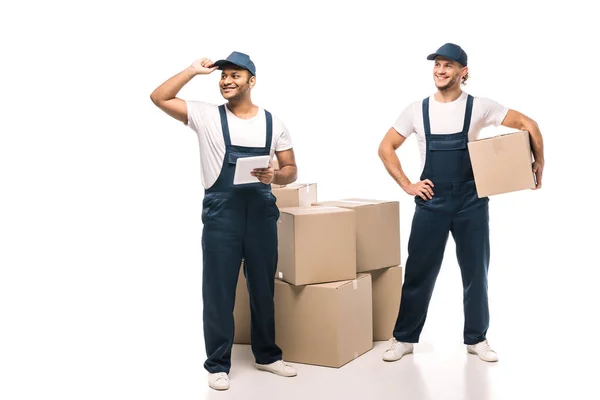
263 192 280 220
202 194 224 225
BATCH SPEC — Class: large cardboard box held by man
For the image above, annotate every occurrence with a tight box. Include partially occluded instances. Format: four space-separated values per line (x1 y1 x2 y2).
272 183 317 208
276 206 357 285
312 199 400 273
367 265 403 341
468 130 536 197
274 274 373 368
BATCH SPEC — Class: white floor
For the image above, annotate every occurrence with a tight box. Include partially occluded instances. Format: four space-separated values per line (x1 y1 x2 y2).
196 232 596 400
197 277 595 400
201 320 593 400
201 323 591 400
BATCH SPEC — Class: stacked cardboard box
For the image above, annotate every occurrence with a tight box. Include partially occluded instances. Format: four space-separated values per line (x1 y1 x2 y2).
369 265 403 341
232 184 405 368
312 199 400 272
274 273 373 367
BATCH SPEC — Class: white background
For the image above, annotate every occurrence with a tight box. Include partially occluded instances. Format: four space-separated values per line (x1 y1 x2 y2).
1 0 598 399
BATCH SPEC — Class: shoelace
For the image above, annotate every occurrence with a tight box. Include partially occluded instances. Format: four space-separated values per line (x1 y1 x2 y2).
214 372 228 380
475 341 491 353
389 338 403 351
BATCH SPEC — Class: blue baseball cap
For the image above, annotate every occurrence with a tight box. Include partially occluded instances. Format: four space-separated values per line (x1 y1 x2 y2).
427 43 468 66
214 51 256 76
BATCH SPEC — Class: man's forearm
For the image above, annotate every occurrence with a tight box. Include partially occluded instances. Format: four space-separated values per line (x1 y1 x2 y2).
150 67 197 103
524 120 544 164
379 147 411 189
272 166 297 185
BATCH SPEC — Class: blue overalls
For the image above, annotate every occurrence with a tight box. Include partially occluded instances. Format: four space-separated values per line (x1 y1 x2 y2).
201 105 282 373
393 95 491 345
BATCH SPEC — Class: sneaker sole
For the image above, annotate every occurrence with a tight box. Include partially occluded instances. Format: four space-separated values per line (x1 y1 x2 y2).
255 364 297 377
466 348 498 362
209 383 230 391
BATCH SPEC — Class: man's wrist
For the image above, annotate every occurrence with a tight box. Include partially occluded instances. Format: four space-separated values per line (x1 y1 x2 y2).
398 178 411 190
185 66 198 78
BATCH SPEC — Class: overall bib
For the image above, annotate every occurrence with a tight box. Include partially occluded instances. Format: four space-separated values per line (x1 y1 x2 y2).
393 95 491 345
201 105 282 373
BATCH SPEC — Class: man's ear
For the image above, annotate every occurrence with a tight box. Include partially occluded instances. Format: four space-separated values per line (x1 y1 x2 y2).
249 75 256 88
462 66 469 78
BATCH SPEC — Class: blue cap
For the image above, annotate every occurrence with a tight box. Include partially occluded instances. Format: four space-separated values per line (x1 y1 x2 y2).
214 51 256 76
427 43 468 66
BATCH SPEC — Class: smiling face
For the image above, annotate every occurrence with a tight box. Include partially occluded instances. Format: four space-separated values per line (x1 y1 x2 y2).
433 56 467 91
219 64 255 100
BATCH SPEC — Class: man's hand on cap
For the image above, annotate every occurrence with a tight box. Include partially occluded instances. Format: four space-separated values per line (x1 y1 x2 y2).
189 58 218 75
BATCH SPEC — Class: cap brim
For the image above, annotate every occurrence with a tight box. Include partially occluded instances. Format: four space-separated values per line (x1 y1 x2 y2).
426 53 439 60
214 60 250 71
213 59 233 68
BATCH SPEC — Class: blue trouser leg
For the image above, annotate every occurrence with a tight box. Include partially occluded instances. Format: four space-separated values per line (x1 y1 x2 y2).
393 202 452 342
452 191 490 345
243 191 282 364
201 193 244 373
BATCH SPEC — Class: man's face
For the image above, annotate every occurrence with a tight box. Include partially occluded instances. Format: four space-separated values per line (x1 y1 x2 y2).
433 57 466 91
219 67 254 100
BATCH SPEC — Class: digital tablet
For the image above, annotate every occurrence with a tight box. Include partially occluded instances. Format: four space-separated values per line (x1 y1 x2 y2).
233 155 271 185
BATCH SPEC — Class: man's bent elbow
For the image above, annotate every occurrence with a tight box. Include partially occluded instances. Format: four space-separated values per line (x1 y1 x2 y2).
378 142 391 161
150 92 161 106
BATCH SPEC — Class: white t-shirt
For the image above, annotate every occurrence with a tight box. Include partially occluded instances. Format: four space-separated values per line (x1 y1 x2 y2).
185 101 293 189
392 91 509 174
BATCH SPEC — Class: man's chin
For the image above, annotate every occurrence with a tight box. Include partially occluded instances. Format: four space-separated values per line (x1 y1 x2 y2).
221 92 237 100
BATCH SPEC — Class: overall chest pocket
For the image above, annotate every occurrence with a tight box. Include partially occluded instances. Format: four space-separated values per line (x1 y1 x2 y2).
426 136 470 179
429 137 467 151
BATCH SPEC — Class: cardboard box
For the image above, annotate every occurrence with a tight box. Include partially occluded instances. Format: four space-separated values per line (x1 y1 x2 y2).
368 266 403 341
277 206 357 286
274 274 373 368
233 262 251 344
312 199 400 273
468 130 536 197
272 183 317 208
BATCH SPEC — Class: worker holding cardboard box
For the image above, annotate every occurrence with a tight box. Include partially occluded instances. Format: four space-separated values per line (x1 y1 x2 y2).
378 43 545 363
150 51 298 390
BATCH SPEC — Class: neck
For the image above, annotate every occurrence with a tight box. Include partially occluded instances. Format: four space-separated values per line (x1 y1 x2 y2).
227 96 258 119
434 86 463 103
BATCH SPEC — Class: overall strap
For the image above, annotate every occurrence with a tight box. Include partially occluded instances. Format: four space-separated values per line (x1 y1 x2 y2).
461 95 474 135
218 105 232 147
422 97 432 137
264 110 273 149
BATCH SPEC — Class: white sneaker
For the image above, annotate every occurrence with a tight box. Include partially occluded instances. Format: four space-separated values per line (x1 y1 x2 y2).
208 372 230 390
255 360 297 377
382 338 414 361
467 339 498 362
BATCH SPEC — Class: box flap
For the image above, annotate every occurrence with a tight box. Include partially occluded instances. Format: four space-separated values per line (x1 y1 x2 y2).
272 183 316 191
279 206 354 216
343 198 397 205
314 199 396 208
309 273 369 289
470 130 528 144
